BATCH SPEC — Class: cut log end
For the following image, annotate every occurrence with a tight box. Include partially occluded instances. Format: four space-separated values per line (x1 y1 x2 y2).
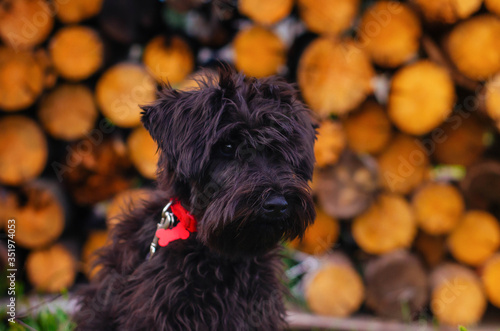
377 134 430 194
433 114 489 167
9 183 65 249
413 0 482 23
448 210 500 266
304 254 364 317
0 47 44 111
364 251 428 320
430 263 487 326
314 151 378 219
50 25 103 81
359 1 421 68
238 0 293 25
297 0 360 35
352 193 416 255
143 36 194 85
447 14 500 80
26 244 76 293
0 0 54 49
233 26 286 78
412 182 464 235
56 0 103 24
0 116 47 186
388 60 455 135
38 84 98 141
96 63 157 128
298 38 374 117
344 101 392 155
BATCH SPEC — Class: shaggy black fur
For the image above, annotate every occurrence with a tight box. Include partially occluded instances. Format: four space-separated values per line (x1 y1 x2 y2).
74 67 317 330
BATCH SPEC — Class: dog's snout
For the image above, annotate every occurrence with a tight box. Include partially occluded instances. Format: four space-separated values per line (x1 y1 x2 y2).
263 195 288 217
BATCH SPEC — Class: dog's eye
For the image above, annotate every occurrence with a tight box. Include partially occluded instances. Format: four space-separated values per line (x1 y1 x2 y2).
219 143 236 157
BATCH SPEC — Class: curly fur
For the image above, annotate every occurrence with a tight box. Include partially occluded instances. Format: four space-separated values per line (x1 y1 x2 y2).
74 67 317 330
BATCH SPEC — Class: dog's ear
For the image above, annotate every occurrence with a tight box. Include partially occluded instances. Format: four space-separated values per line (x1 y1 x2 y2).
141 86 223 179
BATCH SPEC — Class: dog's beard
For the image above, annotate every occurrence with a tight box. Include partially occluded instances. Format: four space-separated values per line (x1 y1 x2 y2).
191 168 315 257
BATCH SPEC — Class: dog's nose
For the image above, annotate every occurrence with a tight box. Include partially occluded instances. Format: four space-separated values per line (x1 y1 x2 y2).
263 195 288 217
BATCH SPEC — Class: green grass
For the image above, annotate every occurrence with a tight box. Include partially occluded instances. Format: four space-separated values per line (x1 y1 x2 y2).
1 307 75 331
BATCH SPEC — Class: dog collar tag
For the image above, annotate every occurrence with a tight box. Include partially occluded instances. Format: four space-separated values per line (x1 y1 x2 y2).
155 200 197 247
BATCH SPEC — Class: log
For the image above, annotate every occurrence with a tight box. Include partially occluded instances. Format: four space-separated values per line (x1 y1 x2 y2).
297 0 360 36
314 120 346 168
377 134 430 194
55 0 103 24
481 253 500 308
364 250 428 320
26 244 76 293
414 232 446 267
358 1 421 68
238 0 293 25
0 116 47 186
303 253 365 317
38 84 98 141
314 151 378 219
49 25 104 81
352 193 416 255
388 60 455 135
82 230 109 279
106 188 152 228
233 25 286 78
127 127 159 179
411 182 464 235
433 114 488 167
8 182 65 249
289 207 339 255
297 37 374 117
0 0 54 50
484 73 500 130
343 100 392 155
447 210 500 266
461 160 500 209
412 0 482 24
96 63 157 128
486 0 500 16
143 35 194 85
430 263 487 326
447 14 500 80
0 47 44 111
64 135 134 205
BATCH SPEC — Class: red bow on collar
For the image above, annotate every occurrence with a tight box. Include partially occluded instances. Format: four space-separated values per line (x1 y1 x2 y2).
155 200 197 247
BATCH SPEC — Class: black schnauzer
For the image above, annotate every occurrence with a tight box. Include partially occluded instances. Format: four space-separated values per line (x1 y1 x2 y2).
74 67 317 330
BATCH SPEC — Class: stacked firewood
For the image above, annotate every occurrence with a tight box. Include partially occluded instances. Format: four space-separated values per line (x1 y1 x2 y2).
1 0 500 327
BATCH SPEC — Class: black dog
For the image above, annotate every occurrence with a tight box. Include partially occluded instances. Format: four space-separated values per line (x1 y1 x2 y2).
74 67 317 330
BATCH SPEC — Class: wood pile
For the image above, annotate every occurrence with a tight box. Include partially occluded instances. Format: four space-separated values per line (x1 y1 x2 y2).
1 0 500 328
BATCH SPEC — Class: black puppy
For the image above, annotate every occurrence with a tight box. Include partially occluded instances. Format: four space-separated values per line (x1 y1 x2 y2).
75 67 316 330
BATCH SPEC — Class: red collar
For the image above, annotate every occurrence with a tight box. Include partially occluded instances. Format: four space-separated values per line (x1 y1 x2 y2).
155 200 197 247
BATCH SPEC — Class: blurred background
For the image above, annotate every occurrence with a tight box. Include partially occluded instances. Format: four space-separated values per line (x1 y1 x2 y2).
1 0 500 329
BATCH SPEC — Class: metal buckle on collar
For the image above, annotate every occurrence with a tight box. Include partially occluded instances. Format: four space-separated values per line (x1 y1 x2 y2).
147 200 175 260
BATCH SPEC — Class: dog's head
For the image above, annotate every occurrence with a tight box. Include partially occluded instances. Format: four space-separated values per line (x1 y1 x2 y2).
141 67 317 256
